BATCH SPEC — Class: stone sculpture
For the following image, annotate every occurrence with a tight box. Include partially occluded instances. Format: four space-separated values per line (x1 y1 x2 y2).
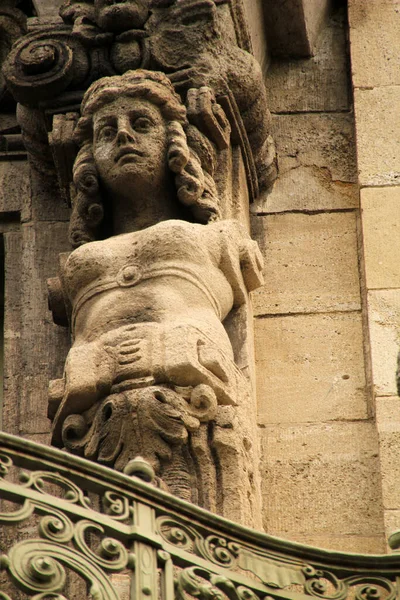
4 0 277 197
47 70 263 511
1 0 269 525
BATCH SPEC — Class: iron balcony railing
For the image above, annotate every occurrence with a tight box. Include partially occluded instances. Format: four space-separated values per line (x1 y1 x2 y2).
0 431 400 600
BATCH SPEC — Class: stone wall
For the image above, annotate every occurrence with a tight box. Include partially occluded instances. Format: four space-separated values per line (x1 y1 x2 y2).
348 0 400 546
0 0 399 554
251 3 388 553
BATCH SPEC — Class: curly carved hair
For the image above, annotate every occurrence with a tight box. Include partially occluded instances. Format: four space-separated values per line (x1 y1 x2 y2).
69 69 220 247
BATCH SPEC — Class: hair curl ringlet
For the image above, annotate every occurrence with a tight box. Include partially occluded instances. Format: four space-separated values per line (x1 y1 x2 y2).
69 70 221 247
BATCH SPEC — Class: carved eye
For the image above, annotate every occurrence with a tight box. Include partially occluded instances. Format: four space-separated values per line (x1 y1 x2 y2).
98 126 116 141
132 117 153 132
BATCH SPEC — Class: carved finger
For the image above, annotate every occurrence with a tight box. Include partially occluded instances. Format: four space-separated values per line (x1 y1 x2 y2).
119 347 141 356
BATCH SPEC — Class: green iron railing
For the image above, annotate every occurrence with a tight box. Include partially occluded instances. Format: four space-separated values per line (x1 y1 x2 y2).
0 432 400 600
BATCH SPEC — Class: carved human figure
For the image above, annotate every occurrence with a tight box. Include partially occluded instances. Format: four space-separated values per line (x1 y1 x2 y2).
57 0 276 192
48 71 263 505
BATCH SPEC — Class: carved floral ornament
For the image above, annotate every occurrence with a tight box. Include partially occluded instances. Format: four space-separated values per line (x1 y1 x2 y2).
0 434 400 600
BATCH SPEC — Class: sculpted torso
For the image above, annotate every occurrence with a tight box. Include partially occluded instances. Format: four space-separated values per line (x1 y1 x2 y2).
53 216 261 433
64 219 237 352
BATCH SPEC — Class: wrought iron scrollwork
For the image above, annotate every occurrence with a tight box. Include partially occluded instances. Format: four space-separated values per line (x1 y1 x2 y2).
5 539 121 599
18 469 92 509
156 516 239 568
302 567 397 600
175 566 261 600
1 434 400 600
0 453 13 477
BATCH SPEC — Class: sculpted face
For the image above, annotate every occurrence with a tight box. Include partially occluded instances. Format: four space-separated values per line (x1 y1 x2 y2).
94 0 149 31
93 96 168 195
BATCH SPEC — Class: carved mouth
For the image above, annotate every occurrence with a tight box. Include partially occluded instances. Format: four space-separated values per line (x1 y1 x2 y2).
115 147 144 163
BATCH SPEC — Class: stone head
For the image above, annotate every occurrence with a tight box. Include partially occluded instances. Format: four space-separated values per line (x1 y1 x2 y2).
77 70 187 196
70 70 220 246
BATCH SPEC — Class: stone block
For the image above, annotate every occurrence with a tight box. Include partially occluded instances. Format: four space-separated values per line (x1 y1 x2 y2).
349 0 400 88
0 162 29 214
384 510 400 542
24 163 71 223
361 187 400 290
243 0 269 74
375 396 400 510
18 222 70 434
252 113 358 213
263 0 332 58
367 290 400 397
260 422 384 541
376 395 400 426
255 312 368 424
354 87 400 187
282 534 386 554
266 9 349 113
252 212 361 315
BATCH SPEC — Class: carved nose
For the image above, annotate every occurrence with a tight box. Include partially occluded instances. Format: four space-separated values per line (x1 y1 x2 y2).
117 127 135 145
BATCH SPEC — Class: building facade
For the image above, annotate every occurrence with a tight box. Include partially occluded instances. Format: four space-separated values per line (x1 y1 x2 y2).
0 3 399 586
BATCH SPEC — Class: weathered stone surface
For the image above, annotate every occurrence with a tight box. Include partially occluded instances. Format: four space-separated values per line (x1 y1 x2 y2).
243 0 269 74
18 222 70 435
263 0 332 58
255 312 368 424
349 0 400 88
266 9 349 113
384 510 400 542
0 161 28 214
361 187 400 290
251 212 361 315
2 231 22 436
375 396 400 510
260 423 384 543
252 113 358 213
354 87 400 187
18 108 71 222
283 535 385 554
32 0 64 18
367 290 400 397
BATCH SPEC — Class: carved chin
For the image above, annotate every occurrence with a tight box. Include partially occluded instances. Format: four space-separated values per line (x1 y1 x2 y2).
97 5 149 31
